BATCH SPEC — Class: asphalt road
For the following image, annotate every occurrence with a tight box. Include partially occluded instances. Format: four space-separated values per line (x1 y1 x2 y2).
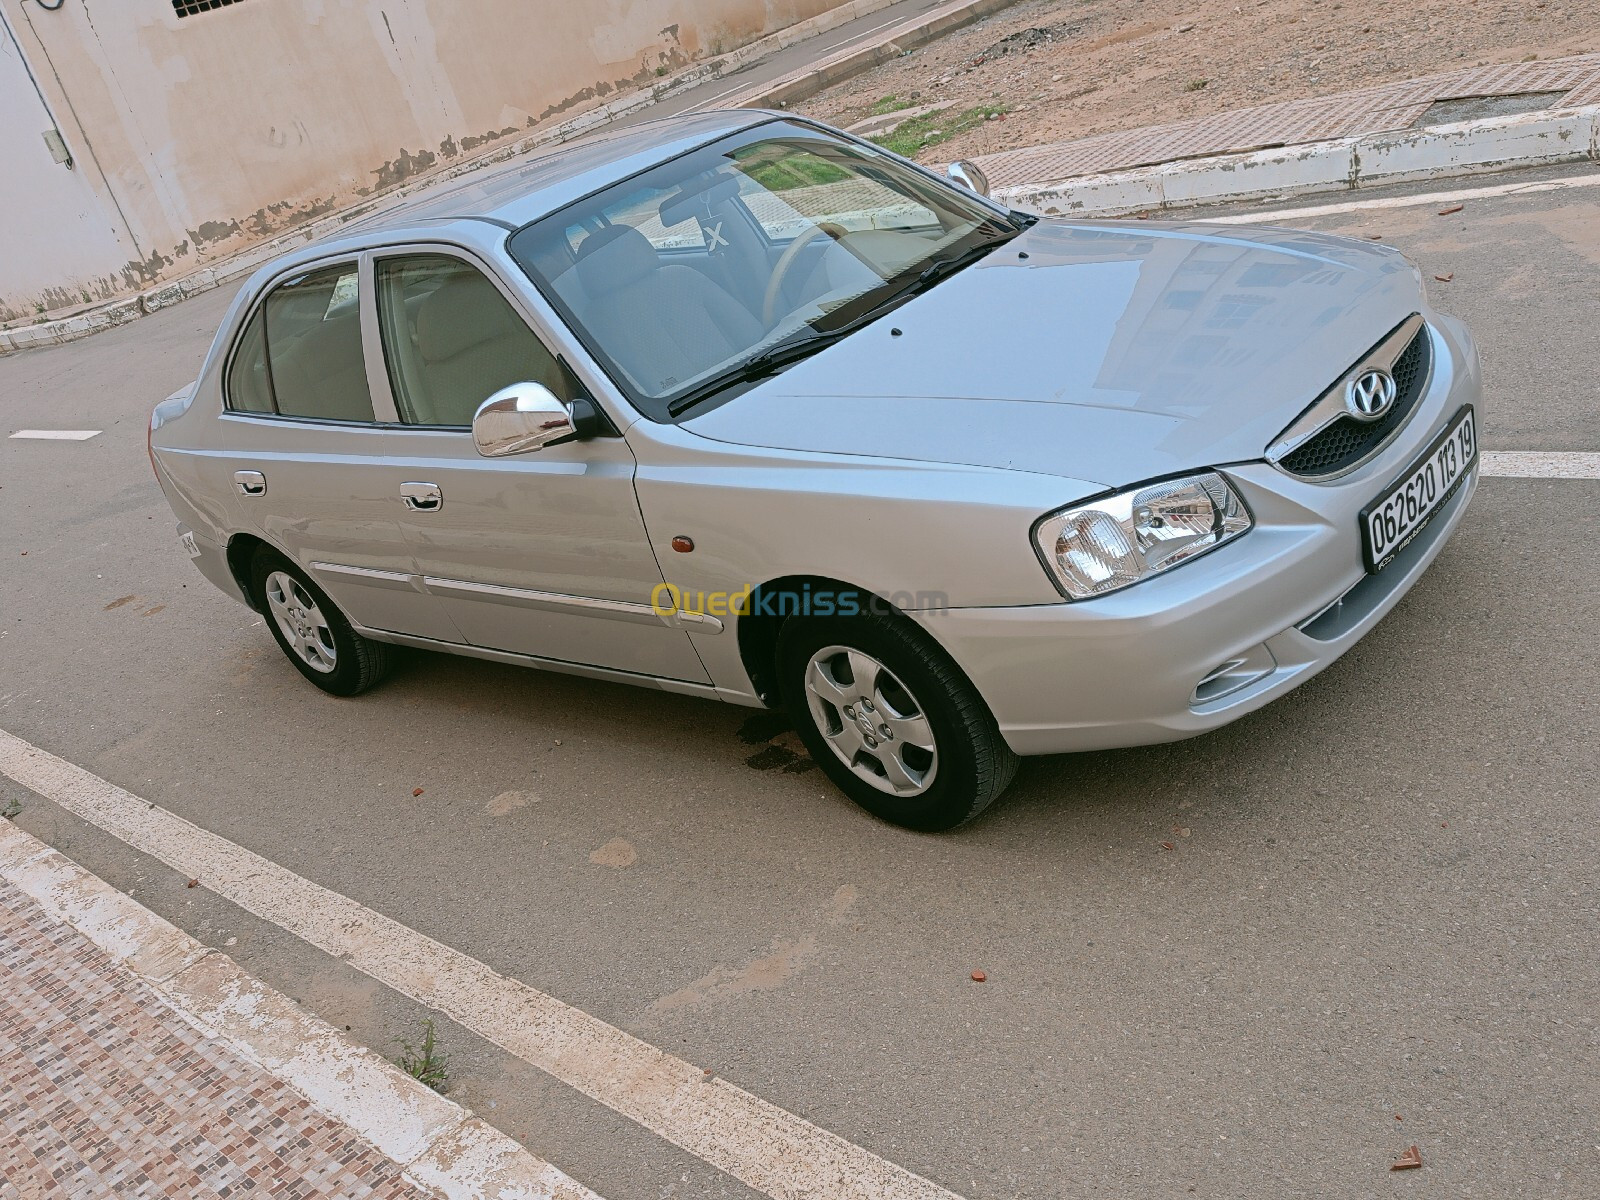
2 168 1597 1200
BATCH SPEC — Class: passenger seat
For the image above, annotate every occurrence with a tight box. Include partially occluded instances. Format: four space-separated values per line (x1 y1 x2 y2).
269 315 374 422
409 272 568 425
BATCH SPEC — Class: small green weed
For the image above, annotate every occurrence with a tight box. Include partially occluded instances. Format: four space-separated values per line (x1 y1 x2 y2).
1185 78 1209 92
870 94 914 116
396 1017 450 1093
871 105 1007 158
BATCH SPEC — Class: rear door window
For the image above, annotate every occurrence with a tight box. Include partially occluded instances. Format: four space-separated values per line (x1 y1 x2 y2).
225 262 375 423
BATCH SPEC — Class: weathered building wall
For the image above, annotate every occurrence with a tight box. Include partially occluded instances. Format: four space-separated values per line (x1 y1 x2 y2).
1 11 145 321
2 0 847 323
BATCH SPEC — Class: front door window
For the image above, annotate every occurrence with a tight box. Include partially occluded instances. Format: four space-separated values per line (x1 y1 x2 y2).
374 254 573 426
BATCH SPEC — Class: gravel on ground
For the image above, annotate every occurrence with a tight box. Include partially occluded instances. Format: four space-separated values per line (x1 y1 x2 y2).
795 0 1600 165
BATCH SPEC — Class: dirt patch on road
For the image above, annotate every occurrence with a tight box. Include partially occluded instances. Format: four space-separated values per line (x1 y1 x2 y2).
589 836 639 868
797 0 1599 166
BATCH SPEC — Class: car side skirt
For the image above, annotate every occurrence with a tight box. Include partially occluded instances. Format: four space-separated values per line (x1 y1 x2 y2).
348 623 764 707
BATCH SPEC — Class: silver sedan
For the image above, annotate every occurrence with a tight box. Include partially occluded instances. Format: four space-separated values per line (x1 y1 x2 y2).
150 109 1481 830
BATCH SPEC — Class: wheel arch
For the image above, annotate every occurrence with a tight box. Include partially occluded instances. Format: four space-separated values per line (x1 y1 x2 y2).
225 532 273 612
735 574 903 706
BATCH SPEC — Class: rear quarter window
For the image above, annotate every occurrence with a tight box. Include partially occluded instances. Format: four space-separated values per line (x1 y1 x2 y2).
225 307 274 413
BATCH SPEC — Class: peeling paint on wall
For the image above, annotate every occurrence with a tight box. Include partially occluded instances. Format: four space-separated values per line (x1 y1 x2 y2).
369 147 438 192
459 126 520 154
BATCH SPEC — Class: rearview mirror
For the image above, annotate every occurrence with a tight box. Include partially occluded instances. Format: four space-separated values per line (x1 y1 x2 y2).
473 382 587 457
946 160 990 197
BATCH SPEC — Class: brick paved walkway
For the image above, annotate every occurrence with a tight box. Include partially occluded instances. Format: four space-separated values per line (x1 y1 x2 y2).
973 53 1600 188
0 878 436 1200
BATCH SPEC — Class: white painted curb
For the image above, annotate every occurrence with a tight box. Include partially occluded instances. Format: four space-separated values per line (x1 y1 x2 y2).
0 817 602 1200
0 726 964 1200
997 106 1600 217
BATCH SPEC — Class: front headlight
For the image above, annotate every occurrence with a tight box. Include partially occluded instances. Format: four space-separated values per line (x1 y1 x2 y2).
1033 472 1252 599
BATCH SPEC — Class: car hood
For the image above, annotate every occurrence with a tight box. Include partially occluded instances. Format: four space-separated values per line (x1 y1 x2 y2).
682 219 1426 487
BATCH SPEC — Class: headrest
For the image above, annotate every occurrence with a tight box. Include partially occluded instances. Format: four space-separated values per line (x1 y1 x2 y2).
574 225 659 295
658 174 741 227
416 275 519 363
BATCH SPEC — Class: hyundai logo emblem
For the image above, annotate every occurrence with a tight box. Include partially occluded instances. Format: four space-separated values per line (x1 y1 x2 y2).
1346 368 1398 421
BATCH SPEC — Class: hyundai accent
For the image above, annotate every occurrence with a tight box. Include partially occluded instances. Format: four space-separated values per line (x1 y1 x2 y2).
149 109 1480 830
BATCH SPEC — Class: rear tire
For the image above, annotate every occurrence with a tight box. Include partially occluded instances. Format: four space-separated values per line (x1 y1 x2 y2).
777 607 1018 831
249 547 391 696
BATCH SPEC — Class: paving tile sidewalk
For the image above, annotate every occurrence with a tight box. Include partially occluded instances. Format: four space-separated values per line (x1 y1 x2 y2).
0 875 436 1200
972 53 1600 189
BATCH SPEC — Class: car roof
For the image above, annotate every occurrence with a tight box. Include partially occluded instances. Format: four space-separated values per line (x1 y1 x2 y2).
350 108 777 235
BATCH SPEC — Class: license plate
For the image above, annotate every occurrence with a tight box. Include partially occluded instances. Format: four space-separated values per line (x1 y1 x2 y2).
1361 406 1477 573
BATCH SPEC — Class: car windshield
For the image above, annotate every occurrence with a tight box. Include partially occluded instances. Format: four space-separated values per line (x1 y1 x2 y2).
507 120 1018 419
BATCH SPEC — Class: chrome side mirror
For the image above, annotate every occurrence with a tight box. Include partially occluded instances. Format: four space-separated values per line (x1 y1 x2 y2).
946 160 990 197
472 382 583 457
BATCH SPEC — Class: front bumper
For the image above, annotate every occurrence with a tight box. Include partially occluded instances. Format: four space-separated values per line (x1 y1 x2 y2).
915 314 1482 757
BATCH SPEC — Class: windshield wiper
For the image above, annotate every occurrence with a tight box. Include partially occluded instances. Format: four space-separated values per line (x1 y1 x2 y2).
840 229 1015 325
667 330 848 416
914 240 1000 289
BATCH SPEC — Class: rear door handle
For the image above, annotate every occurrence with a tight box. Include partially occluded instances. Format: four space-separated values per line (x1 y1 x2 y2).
400 481 443 512
233 470 266 497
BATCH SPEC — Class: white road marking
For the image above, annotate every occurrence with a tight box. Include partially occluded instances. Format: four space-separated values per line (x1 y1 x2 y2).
1207 171 1600 225
1480 451 1600 479
9 429 102 440
0 727 963 1200
691 10 915 110
0 819 601 1200
690 80 753 109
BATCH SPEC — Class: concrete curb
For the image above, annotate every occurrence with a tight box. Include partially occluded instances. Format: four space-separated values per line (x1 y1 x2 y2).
0 817 602 1200
0 0 1015 356
995 106 1600 217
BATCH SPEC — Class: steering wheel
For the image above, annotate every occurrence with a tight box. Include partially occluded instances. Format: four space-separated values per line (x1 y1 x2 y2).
762 222 846 327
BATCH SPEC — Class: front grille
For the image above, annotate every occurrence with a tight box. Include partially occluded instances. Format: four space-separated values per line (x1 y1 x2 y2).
1278 326 1431 478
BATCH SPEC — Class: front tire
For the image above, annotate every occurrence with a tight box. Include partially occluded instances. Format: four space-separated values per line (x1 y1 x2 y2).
249 548 392 696
777 608 1018 831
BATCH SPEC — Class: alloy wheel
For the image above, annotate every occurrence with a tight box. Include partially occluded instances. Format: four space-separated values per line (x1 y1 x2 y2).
264 571 338 674
803 645 938 797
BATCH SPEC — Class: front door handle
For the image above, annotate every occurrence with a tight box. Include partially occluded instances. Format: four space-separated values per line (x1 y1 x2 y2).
400 481 443 512
233 470 267 497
